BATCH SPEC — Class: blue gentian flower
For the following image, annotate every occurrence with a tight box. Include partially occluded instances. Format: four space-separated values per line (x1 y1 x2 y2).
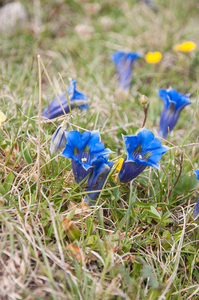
111 50 141 91
158 88 191 139
62 130 112 183
50 121 67 155
84 157 114 203
119 128 169 183
42 79 89 119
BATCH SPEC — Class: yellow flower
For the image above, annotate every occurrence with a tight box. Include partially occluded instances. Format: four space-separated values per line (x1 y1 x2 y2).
0 111 6 126
173 41 196 53
145 51 162 64
114 158 124 171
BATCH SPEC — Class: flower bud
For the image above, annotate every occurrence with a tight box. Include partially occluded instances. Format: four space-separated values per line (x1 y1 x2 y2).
62 218 80 242
139 95 149 105
50 120 67 155
174 148 181 157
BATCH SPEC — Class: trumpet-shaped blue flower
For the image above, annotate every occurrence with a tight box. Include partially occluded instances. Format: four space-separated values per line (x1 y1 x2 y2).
119 128 169 183
50 121 67 155
158 88 191 139
62 130 112 183
42 79 89 119
84 157 114 203
111 50 141 91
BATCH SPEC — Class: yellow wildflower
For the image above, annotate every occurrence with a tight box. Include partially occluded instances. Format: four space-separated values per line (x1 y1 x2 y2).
173 41 196 53
114 158 124 171
145 51 162 64
0 111 6 126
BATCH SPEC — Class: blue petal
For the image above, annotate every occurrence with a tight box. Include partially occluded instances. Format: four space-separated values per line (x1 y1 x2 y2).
146 138 162 151
79 103 89 111
119 158 146 183
42 92 70 119
81 131 92 150
111 50 141 90
194 170 199 180
158 89 170 110
167 88 191 109
123 135 138 150
80 161 93 171
124 129 158 161
91 148 112 163
92 142 105 154
62 144 74 159
62 130 113 184
67 79 76 97
66 131 82 150
87 131 101 150
137 128 155 152
85 158 114 200
167 88 179 103
120 129 169 182
158 88 191 139
72 160 92 183
70 87 89 110
147 145 169 168
111 50 141 64
72 90 89 101
175 94 191 112
42 79 89 119
158 107 179 139
64 131 93 171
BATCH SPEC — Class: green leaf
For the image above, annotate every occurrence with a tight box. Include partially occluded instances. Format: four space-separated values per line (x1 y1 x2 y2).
0 172 15 194
141 264 158 288
145 206 161 220
86 216 93 237
21 141 33 165
174 173 198 195
150 206 161 218
134 201 152 208
67 207 76 220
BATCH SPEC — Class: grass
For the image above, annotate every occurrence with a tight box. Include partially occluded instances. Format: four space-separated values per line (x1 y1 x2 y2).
0 0 199 299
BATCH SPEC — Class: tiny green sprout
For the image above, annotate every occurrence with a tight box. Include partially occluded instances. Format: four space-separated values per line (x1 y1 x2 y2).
62 218 81 242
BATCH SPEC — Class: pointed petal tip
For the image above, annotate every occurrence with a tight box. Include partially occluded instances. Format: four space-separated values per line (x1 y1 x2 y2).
162 145 170 152
81 164 93 171
194 170 199 180
121 133 126 140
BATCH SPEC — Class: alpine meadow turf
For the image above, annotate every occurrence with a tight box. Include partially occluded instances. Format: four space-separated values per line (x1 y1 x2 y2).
1 0 199 299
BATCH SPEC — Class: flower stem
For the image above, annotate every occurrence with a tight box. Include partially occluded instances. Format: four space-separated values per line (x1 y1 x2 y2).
142 103 149 128
168 153 183 198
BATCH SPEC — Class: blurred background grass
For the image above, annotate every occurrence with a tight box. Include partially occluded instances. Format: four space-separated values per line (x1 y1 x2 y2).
0 0 199 299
